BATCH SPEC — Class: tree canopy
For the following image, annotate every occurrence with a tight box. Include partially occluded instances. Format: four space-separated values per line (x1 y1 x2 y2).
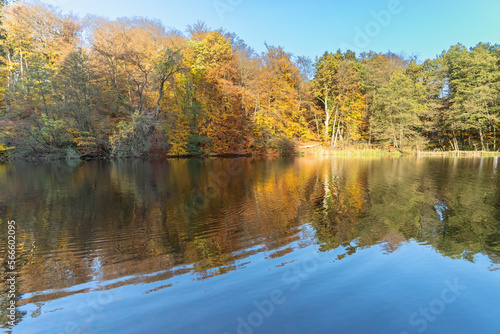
1 2 500 158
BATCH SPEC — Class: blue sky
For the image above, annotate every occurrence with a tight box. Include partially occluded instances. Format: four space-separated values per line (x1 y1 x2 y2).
43 0 500 61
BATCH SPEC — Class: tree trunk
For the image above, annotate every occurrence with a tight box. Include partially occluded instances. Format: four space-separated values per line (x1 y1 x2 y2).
314 111 320 137
324 112 330 141
333 119 341 148
400 126 404 150
324 87 330 141
5 52 12 110
479 129 485 151
330 107 338 146
493 125 496 151
452 130 459 151
153 78 166 119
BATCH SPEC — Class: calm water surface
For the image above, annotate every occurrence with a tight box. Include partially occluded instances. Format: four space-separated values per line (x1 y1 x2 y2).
1 157 500 334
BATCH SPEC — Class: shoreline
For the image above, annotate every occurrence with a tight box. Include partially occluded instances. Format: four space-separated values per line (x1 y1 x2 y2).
1 149 500 162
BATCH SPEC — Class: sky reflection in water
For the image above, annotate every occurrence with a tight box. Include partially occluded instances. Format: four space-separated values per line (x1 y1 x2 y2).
1 157 500 334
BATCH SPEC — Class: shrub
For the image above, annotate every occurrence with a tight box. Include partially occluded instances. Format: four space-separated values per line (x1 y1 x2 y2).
109 112 156 158
65 146 81 160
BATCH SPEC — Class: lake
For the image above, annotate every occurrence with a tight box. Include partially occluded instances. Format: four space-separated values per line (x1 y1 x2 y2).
1 156 500 334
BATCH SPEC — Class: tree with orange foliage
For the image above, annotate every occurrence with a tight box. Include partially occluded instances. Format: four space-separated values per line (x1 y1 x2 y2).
185 27 252 154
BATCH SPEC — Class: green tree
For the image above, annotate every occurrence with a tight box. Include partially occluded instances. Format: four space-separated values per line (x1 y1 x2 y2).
330 55 366 146
312 51 366 146
371 71 428 149
312 51 342 141
417 57 449 150
445 43 500 150
1 2 80 155
360 52 408 144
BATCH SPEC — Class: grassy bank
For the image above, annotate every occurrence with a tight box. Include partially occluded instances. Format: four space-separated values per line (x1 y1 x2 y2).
296 144 500 158
412 150 500 157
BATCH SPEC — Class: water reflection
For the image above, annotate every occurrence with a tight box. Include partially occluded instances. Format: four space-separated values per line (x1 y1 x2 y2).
1 157 500 332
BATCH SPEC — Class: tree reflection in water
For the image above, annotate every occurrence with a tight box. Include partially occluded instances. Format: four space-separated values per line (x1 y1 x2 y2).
1 157 500 328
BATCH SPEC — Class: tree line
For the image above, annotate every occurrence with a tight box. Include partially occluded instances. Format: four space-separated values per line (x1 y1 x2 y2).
0 1 499 159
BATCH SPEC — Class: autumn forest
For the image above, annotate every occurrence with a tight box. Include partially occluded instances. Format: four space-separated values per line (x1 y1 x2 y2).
1 1 500 159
